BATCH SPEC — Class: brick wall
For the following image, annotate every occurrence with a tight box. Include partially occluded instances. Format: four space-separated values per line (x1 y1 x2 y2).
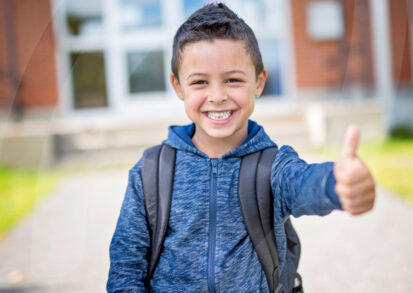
389 0 412 86
0 1 11 108
0 0 58 110
1 0 410 112
291 0 374 90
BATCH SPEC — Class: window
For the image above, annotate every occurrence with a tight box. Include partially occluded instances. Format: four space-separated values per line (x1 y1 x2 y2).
260 40 282 96
232 0 269 32
66 0 104 36
58 0 287 112
183 0 204 19
70 52 108 108
127 51 166 94
120 0 163 31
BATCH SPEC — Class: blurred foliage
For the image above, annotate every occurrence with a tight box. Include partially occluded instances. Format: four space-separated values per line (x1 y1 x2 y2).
0 167 62 236
320 139 413 203
390 124 413 139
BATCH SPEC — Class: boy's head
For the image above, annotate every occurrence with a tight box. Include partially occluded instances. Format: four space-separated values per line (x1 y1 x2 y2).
170 3 267 156
171 2 263 80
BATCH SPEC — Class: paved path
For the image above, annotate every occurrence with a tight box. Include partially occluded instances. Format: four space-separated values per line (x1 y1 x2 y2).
293 188 413 292
0 167 413 293
0 170 127 293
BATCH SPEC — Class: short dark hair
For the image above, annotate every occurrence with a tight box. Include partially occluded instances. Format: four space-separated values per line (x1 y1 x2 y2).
171 2 263 80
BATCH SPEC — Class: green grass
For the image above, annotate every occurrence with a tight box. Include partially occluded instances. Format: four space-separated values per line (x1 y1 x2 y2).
320 139 413 203
0 167 62 236
0 161 132 237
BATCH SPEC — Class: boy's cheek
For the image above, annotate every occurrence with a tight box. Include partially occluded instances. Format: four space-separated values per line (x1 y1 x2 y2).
184 98 203 114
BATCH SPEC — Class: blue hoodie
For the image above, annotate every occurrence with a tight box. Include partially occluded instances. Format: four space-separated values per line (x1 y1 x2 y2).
107 120 341 293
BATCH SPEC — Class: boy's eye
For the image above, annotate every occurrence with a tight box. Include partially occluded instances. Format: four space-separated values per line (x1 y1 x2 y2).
191 80 207 85
227 78 242 83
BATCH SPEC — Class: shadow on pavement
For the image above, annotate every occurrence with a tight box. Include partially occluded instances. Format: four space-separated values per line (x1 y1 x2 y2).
0 284 80 293
0 286 43 293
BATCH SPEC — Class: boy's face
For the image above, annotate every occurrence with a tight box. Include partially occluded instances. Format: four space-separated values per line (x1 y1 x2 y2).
171 39 267 147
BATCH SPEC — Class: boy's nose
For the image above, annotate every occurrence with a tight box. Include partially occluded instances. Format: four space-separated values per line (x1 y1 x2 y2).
208 86 228 104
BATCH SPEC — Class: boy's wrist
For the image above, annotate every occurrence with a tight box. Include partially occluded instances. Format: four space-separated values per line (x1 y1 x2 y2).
327 167 342 209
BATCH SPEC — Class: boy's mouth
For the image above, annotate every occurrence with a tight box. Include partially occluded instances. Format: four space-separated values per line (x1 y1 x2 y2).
207 111 233 121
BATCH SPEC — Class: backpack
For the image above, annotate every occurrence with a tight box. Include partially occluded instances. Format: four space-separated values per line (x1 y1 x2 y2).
141 144 303 293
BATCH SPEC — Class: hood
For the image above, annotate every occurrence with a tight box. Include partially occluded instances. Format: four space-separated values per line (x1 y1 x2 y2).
163 119 277 158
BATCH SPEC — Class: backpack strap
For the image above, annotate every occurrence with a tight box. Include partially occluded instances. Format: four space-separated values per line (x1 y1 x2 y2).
142 145 298 292
239 147 285 293
141 144 176 285
281 218 301 292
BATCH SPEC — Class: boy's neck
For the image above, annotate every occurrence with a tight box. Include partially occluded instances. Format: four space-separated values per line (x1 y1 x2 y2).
191 126 248 158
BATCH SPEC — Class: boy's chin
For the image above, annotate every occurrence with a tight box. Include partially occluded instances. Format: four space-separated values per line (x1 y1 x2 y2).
204 127 247 141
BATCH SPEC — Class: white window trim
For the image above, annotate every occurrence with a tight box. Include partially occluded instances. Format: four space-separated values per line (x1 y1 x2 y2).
52 0 291 117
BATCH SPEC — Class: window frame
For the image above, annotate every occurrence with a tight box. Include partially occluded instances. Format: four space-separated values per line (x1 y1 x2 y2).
52 0 293 115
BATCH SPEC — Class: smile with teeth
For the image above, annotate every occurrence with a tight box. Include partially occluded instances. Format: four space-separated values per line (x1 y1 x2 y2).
207 111 232 120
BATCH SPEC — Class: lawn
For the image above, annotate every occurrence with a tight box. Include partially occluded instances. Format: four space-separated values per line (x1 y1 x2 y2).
321 138 413 203
0 167 62 236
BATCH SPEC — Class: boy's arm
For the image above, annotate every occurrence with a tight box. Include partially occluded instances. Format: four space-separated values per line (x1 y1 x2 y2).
271 126 375 218
271 146 341 218
107 161 150 293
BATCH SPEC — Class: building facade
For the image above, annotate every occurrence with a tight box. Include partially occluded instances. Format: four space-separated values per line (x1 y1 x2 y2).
0 0 412 126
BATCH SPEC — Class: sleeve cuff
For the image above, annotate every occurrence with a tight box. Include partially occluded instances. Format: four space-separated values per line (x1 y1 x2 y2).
326 167 343 210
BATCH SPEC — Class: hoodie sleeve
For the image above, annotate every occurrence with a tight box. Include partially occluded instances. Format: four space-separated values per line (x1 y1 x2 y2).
271 145 342 219
107 160 150 293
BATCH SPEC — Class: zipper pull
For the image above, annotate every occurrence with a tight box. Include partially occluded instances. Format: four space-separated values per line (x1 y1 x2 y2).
211 159 218 176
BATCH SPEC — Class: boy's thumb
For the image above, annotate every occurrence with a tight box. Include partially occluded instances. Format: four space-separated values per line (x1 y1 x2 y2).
341 125 360 158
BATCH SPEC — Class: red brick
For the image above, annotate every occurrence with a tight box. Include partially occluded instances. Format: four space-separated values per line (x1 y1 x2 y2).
291 0 374 89
389 0 412 86
0 0 58 110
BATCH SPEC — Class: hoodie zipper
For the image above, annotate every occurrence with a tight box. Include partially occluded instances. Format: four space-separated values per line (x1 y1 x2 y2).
208 159 218 293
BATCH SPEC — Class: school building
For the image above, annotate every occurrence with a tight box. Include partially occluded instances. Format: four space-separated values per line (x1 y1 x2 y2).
0 0 412 167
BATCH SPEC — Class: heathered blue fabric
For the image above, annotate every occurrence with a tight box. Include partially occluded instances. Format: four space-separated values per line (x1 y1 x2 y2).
107 120 342 293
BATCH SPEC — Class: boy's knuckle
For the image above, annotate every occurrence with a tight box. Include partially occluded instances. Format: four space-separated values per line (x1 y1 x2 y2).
367 180 375 191
345 172 358 184
346 186 357 198
337 185 351 198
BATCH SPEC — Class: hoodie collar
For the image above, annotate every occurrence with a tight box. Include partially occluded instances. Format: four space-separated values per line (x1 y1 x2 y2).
163 120 277 158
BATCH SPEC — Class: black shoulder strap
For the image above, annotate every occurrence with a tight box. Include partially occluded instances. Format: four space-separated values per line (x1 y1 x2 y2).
281 218 301 292
141 144 176 284
239 147 285 293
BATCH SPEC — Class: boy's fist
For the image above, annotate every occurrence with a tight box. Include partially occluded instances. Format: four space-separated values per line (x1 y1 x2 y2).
333 125 376 215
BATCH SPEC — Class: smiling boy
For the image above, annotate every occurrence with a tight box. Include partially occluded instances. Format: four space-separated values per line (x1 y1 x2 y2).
107 3 375 293
170 38 266 158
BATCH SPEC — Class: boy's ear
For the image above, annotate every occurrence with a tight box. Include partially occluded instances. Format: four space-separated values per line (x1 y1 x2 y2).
255 68 268 97
170 73 184 101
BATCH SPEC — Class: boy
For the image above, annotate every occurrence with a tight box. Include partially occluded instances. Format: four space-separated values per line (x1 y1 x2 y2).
107 3 375 293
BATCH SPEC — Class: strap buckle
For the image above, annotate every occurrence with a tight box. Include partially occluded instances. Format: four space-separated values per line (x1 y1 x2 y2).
272 266 283 293
292 274 304 293
274 283 284 293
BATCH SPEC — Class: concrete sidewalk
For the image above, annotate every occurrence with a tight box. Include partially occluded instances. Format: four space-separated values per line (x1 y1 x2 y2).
0 170 127 293
293 188 413 292
0 167 412 292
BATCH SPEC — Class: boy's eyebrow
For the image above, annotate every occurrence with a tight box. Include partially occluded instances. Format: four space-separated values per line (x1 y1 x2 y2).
186 73 207 80
225 70 247 76
186 70 247 81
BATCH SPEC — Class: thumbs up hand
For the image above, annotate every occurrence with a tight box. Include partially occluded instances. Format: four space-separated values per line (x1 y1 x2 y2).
334 125 376 215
